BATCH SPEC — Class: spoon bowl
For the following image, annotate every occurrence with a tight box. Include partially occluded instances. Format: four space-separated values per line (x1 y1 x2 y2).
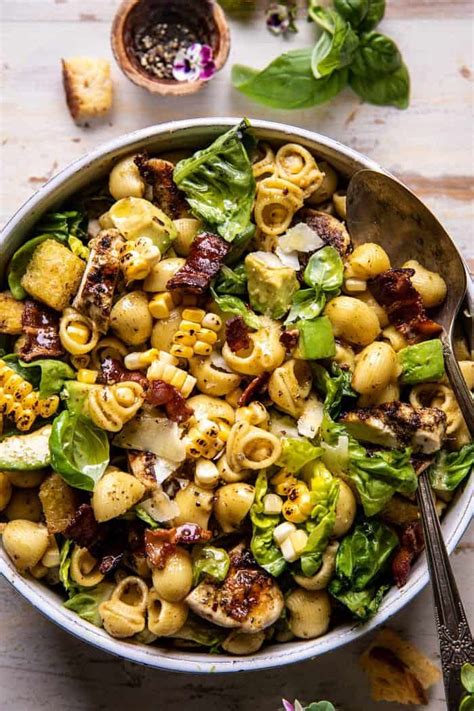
347 169 474 436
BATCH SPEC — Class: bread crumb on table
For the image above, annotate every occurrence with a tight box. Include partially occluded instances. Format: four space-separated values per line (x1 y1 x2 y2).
360 628 441 705
62 57 113 122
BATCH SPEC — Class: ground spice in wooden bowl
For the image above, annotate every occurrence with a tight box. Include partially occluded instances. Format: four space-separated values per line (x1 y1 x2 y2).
111 0 230 96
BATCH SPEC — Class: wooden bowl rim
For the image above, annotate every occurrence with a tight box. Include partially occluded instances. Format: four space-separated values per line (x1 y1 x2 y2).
111 0 230 96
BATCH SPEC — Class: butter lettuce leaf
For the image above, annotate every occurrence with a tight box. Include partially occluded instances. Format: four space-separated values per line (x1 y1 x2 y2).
64 582 115 627
277 437 322 473
250 471 286 577
312 362 357 418
192 546 230 586
173 120 256 243
429 444 474 492
299 461 339 576
328 519 397 619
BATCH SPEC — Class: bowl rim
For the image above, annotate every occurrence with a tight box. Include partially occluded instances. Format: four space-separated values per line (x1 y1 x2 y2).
1 117 473 674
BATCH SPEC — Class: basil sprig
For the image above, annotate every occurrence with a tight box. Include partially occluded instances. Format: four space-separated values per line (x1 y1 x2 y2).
232 0 409 110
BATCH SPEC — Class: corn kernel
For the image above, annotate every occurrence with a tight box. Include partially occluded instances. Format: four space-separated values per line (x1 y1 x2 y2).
263 493 283 516
217 422 230 443
273 521 296 546
197 328 218 345
158 351 178 366
36 396 59 419
289 529 308 556
194 341 212 356
194 459 220 489
16 410 36 432
179 320 200 334
169 369 186 389
181 374 197 398
148 292 174 319
344 278 367 293
271 469 299 497
67 322 90 345
182 308 206 323
124 349 159 371
282 483 313 524
77 369 99 384
280 537 298 563
201 313 222 332
170 344 194 360
173 331 197 347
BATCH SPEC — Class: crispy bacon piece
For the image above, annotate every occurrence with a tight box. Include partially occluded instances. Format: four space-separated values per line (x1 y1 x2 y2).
63 503 99 549
226 316 250 353
145 535 177 569
280 328 299 352
134 153 188 219
369 269 442 343
146 380 193 423
392 522 424 588
296 209 352 257
238 372 270 407
146 524 212 547
167 233 230 294
98 357 149 390
19 300 64 362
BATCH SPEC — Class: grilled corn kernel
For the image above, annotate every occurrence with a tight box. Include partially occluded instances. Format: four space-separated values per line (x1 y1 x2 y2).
124 349 159 370
179 320 200 334
77 369 99 384
170 344 194 360
182 308 206 323
186 420 224 459
36 396 59 419
194 459 220 489
273 521 296 546
194 341 212 357
197 329 218 345
147 355 196 398
271 469 299 496
263 493 283 515
16 410 36 431
148 292 174 320
173 331 197 347
201 313 222 332
282 483 313 523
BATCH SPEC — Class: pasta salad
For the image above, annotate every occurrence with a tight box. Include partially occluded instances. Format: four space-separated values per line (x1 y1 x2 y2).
0 120 472 654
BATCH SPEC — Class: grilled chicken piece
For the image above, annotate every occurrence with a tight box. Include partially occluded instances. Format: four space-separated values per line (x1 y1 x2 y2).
134 155 188 219
72 229 124 333
342 402 447 454
186 549 284 632
296 209 352 257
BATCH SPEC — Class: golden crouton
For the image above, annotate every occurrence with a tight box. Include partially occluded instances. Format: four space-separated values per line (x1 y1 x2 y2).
0 291 24 334
360 628 441 705
62 57 113 122
39 472 78 534
20 239 85 311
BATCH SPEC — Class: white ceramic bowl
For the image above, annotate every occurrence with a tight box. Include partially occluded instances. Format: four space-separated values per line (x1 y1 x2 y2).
1 118 472 673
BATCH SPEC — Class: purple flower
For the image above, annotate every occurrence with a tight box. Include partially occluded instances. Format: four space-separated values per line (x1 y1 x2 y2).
266 3 297 35
172 43 216 82
282 701 295 711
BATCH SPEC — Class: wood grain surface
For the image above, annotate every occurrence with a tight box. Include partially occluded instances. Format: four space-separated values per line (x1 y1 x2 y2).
0 1 473 709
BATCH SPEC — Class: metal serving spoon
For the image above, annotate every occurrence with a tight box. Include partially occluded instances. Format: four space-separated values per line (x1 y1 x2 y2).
346 170 474 711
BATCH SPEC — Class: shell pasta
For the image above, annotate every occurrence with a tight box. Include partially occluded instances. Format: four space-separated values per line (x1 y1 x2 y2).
0 121 470 658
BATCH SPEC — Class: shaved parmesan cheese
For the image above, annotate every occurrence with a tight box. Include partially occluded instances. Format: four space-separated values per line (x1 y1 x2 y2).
140 489 179 522
269 412 300 439
275 246 300 270
153 457 178 485
297 395 324 438
113 413 186 462
210 350 233 373
278 223 324 254
249 250 285 268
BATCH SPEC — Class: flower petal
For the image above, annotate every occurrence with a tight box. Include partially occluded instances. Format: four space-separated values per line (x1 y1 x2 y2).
199 44 214 64
199 61 216 81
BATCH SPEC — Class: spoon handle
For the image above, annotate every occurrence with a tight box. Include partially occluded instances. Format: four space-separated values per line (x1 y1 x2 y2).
417 472 474 710
442 334 474 437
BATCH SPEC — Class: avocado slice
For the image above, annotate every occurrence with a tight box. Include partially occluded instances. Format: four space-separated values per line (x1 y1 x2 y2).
245 252 299 319
0 424 52 470
398 339 445 384
296 317 336 360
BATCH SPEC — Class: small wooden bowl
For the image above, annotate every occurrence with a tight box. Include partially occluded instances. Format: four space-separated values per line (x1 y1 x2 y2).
111 0 230 96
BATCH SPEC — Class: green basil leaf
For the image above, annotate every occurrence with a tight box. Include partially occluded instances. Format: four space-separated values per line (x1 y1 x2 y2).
359 0 386 31
303 246 344 292
334 0 369 27
350 63 410 108
49 411 110 491
134 505 159 529
351 32 402 77
192 546 230 586
19 359 75 397
211 289 262 329
232 50 348 110
311 10 359 79
285 288 326 324
461 663 474 693
173 120 256 243
59 539 76 594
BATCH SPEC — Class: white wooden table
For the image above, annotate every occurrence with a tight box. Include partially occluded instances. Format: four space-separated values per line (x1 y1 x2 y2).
0 1 473 709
